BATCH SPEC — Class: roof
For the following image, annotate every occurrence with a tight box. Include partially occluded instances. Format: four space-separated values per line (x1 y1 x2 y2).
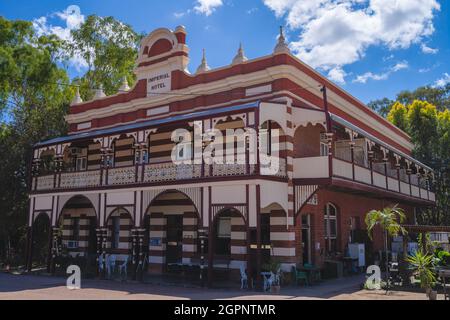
35 101 260 147
330 113 432 171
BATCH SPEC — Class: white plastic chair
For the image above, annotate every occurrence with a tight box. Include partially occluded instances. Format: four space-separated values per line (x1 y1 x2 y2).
240 266 248 289
106 254 116 278
98 254 104 274
119 256 129 280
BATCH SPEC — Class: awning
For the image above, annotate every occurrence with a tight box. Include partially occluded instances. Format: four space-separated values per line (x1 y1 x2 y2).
330 113 432 171
35 101 260 147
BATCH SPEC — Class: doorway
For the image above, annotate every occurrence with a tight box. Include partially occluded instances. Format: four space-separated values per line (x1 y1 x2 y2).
166 215 183 264
302 214 311 264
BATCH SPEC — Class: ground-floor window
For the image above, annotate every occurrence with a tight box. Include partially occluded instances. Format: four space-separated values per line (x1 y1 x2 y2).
324 203 338 254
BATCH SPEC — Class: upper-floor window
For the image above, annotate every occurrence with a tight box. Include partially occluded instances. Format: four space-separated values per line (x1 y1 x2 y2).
75 157 87 171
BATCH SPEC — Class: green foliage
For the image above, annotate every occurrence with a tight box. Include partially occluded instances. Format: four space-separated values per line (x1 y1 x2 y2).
387 99 450 226
405 249 436 290
67 15 143 100
365 205 407 240
0 17 74 264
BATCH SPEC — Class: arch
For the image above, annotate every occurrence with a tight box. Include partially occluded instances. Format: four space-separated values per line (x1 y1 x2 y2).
139 28 178 59
105 206 134 226
33 210 51 223
31 212 51 268
293 123 327 158
142 188 201 226
143 189 202 272
57 194 99 226
148 38 173 57
111 134 136 168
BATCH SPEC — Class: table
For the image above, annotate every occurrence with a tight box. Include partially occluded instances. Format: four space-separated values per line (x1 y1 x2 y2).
298 266 321 284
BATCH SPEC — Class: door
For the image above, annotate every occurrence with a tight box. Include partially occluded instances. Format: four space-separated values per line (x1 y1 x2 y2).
87 217 97 255
166 215 183 264
301 214 311 264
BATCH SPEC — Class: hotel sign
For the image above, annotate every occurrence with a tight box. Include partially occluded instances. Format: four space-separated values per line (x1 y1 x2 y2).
147 71 171 96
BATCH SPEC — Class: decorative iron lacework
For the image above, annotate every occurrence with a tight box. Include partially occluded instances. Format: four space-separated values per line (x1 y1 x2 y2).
59 170 101 189
36 175 54 191
143 163 201 182
108 166 136 185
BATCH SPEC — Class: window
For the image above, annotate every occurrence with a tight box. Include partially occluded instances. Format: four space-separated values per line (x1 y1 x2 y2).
75 157 87 171
320 142 329 156
111 216 120 249
72 218 80 240
324 203 338 253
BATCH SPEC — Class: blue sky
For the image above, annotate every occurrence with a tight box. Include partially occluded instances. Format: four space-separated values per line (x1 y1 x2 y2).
1 0 449 103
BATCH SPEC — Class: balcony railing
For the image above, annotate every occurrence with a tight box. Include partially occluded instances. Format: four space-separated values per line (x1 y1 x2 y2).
33 159 287 192
293 155 435 202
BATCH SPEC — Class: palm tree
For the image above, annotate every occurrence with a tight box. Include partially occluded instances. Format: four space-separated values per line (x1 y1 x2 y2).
365 204 408 291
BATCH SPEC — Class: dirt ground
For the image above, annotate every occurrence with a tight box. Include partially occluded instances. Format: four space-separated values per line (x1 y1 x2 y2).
0 272 442 300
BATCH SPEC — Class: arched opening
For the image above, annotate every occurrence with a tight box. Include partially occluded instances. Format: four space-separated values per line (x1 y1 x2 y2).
105 207 133 256
211 207 247 283
56 195 98 276
293 123 327 158
143 190 201 280
31 212 51 270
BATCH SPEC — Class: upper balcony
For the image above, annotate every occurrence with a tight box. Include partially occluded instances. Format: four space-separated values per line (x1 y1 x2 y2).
293 114 435 204
30 101 435 206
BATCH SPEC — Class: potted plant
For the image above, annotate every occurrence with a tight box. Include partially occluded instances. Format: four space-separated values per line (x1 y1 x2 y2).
406 249 437 300
365 205 407 293
262 258 282 293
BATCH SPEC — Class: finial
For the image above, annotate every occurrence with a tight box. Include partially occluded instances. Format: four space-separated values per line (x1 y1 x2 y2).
71 86 83 105
274 25 291 54
119 76 130 92
94 84 106 99
232 42 248 65
196 48 210 74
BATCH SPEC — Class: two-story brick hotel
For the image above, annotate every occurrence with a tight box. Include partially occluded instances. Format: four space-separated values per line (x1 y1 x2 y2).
26 26 435 285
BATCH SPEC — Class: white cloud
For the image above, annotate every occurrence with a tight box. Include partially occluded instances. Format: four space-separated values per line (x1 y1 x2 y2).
433 73 450 88
263 0 440 84
353 60 408 83
194 0 223 16
33 5 87 71
421 43 438 54
328 67 347 84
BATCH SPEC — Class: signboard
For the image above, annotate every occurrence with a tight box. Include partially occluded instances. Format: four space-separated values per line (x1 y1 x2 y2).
147 71 171 96
149 238 162 247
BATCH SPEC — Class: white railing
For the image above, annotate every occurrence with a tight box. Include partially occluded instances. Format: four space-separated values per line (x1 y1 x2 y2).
59 170 101 189
108 166 136 185
36 174 54 191
333 158 353 179
293 156 329 179
354 165 371 184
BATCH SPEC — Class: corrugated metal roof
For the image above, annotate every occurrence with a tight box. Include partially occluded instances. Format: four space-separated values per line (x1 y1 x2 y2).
330 113 432 171
35 101 260 147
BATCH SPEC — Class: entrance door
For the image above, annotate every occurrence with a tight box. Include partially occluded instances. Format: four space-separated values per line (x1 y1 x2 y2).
87 217 97 255
166 215 183 264
301 215 311 264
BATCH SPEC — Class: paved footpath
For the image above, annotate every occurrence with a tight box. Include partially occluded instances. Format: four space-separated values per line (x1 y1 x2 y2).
0 272 432 300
